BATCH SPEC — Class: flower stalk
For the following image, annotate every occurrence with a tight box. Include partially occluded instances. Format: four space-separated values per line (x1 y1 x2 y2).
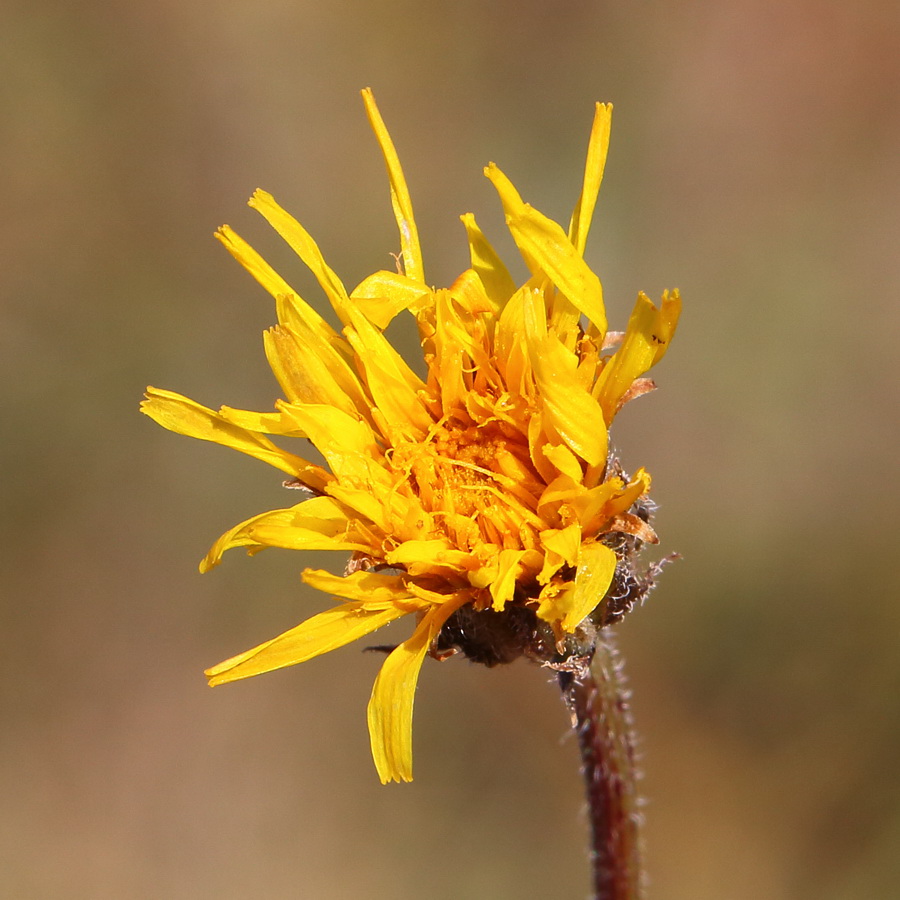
559 633 643 900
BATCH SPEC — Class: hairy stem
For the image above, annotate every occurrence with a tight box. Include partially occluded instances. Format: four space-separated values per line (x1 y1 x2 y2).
559 632 643 900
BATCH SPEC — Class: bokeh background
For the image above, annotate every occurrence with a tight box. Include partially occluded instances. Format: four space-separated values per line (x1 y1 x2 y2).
3 1 899 897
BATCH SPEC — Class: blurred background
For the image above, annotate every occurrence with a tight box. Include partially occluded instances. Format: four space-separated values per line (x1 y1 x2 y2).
2 0 899 897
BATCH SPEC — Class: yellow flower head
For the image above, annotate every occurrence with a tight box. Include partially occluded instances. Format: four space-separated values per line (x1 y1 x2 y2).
142 89 680 783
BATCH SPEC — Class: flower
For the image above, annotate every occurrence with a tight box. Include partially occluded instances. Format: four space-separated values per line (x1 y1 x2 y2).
142 88 680 783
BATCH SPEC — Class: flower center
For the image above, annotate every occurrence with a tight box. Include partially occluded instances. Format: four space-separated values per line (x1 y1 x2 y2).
393 418 542 554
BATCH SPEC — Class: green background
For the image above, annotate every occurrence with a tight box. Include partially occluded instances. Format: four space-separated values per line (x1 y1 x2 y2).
3 1 898 897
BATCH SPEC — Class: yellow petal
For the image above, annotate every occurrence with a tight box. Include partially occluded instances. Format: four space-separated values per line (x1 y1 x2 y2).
594 291 681 422
431 292 470 415
483 163 543 274
594 293 656 421
385 540 475 575
215 225 347 350
361 88 424 283
342 307 434 439
537 474 586 509
460 213 515 310
489 549 527 611
524 295 608 467
494 286 532 396
278 405 415 533
301 568 417 604
536 542 616 632
214 225 345 350
141 388 328 485
201 507 296 572
271 313 372 418
447 269 497 318
216 405 303 436
652 289 682 365
200 496 366 572
567 542 617 630
350 270 432 328
277 403 386 489
508 204 607 334
603 468 651 519
526 413 560 486
263 326 362 416
367 594 468 783
249 190 353 325
576 479 627 535
542 441 584 482
568 102 612 257
324 483 397 534
214 223 290 304
206 597 416 686
485 163 607 333
248 524 373 554
539 522 583 567
537 548 565 586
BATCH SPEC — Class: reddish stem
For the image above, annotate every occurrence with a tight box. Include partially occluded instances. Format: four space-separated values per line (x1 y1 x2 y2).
559 632 643 900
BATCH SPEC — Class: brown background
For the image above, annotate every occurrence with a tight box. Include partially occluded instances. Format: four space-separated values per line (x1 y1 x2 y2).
3 1 899 897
